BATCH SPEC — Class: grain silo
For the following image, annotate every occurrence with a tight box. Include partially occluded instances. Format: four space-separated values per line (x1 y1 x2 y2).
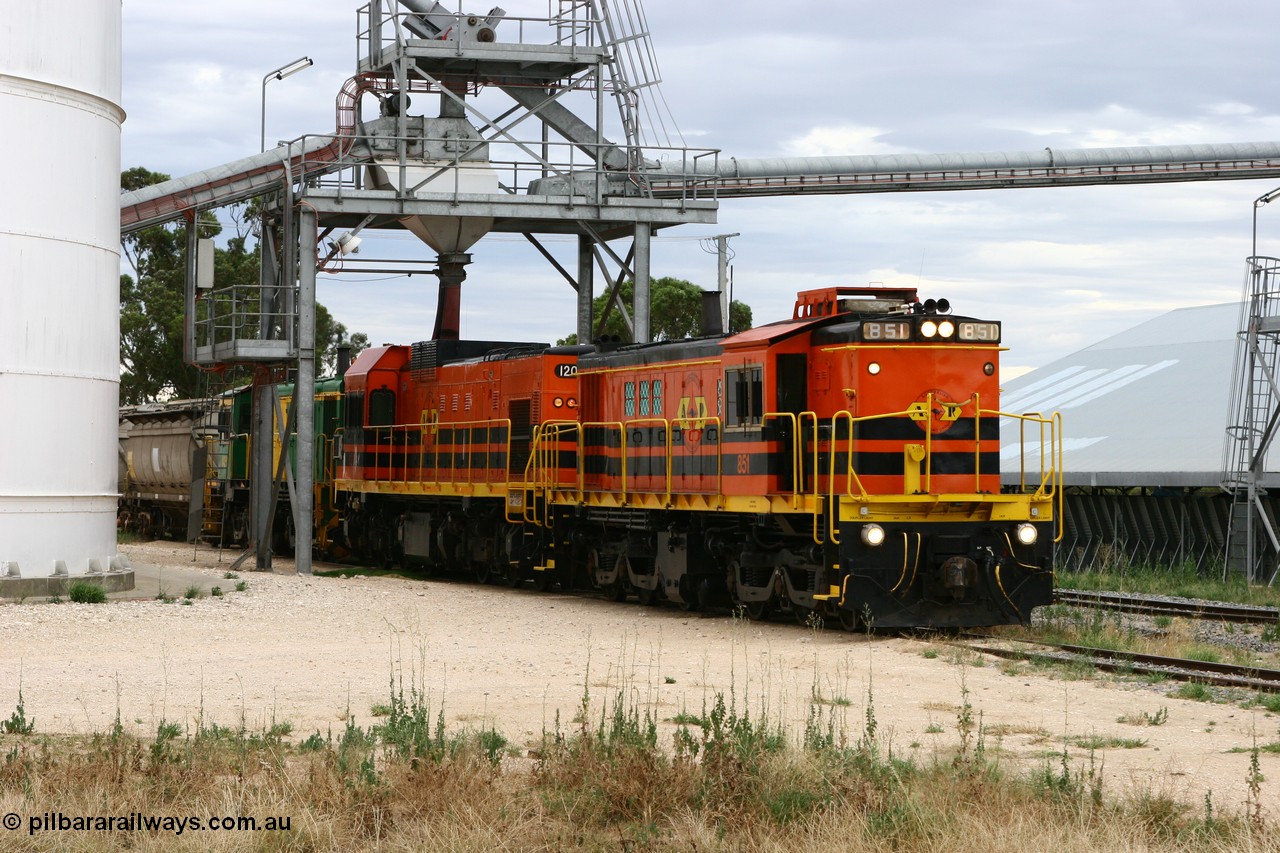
0 1 124 582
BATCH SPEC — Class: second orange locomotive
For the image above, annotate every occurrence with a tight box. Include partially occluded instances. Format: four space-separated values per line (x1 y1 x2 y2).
336 286 1061 629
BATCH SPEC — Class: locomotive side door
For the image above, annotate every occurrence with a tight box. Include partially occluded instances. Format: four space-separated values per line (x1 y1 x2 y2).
509 398 532 479
774 353 808 494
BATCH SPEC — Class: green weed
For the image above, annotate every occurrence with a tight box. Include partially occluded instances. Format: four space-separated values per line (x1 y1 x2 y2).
67 581 106 604
1117 706 1168 726
1174 682 1215 702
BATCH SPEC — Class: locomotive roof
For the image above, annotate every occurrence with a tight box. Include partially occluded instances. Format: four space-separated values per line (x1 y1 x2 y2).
579 302 935 365
720 314 832 350
577 336 725 369
998 301 1252 489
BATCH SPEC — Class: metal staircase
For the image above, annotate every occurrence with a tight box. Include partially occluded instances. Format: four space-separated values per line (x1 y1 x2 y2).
1222 256 1280 583
200 433 231 545
590 0 681 152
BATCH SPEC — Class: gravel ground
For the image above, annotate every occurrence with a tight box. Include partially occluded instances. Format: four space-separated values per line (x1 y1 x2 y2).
1 539 1278 816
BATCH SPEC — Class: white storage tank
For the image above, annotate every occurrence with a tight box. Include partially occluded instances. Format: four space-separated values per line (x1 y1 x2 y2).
0 2 124 579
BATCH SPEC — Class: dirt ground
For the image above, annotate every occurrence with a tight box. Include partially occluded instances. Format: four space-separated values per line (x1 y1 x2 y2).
2 540 1278 816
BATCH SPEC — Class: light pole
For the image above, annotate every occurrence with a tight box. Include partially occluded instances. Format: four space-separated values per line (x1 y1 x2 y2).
260 57 313 152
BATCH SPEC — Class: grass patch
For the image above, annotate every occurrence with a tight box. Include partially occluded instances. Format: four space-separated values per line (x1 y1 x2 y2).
1011 600 1280 679
669 711 704 726
1065 734 1147 750
1061 561 1280 609
1117 707 1169 727
986 723 1052 740
0 670 1273 851
67 581 106 604
1174 682 1216 702
1181 646 1223 664
1249 693 1280 713
1228 742 1280 754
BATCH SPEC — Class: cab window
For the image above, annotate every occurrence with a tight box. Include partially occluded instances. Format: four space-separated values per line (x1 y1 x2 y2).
368 388 396 427
725 366 763 427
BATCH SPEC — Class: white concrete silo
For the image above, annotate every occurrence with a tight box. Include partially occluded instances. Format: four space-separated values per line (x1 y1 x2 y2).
0 2 123 580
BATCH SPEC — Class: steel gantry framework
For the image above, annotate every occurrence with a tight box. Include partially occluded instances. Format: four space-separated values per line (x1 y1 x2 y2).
118 1 1280 575
1223 246 1280 585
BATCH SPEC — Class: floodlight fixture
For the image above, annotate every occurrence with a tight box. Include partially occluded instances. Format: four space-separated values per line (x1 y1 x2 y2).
261 56 314 152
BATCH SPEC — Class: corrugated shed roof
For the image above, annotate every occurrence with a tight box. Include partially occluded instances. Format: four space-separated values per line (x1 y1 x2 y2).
998 301 1251 488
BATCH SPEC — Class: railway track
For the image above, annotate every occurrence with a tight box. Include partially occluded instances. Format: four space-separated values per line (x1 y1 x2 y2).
1055 588 1280 624
960 635 1280 693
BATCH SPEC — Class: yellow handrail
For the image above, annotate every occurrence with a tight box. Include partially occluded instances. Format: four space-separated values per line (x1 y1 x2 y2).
329 427 345 503
362 417 517 487
669 416 723 504
619 417 673 505
810 401 1064 542
521 420 581 525
796 411 823 543
761 411 801 505
577 421 628 505
566 417 725 507
977 408 1061 499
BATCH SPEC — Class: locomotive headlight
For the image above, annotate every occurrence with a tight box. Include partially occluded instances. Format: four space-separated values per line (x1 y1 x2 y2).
867 362 881 375
567 397 578 409
860 523 886 547
983 362 996 376
553 397 564 408
1015 523 1038 546
920 320 938 338
938 320 955 338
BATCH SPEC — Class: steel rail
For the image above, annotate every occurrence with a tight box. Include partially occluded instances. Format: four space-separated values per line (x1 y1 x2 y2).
960 636 1280 693
1055 588 1280 624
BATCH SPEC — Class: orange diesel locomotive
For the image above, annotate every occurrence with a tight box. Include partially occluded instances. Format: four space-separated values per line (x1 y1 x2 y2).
335 287 1061 629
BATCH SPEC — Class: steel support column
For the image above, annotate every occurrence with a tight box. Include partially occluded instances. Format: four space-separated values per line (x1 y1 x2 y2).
294 206 317 576
633 223 651 343
577 233 594 342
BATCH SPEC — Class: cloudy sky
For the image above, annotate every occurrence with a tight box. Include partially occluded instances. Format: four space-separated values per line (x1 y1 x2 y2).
121 0 1280 375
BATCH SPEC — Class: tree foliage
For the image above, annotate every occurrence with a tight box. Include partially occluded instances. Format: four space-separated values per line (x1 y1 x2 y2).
559 276 753 345
119 168 367 404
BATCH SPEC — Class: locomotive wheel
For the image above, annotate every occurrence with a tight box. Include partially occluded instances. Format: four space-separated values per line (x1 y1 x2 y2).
635 582 660 606
473 561 492 585
836 608 859 632
743 600 771 622
505 561 523 588
793 605 823 629
675 577 699 612
607 555 629 601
